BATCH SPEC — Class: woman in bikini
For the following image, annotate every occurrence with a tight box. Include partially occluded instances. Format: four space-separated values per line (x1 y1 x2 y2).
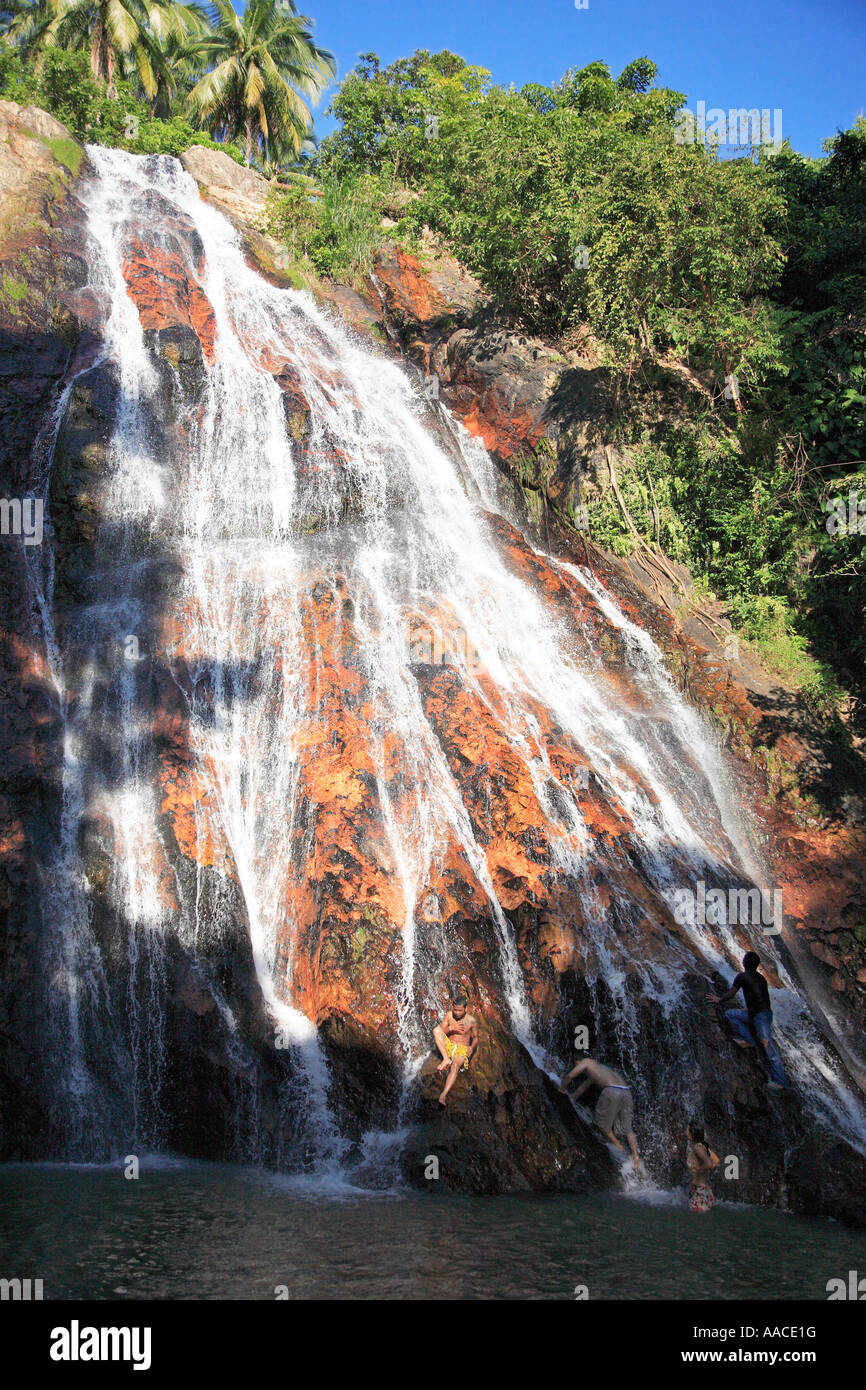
679 1120 720 1213
675 1117 722 1206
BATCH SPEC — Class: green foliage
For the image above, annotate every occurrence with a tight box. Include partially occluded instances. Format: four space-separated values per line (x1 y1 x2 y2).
0 44 35 101
41 133 83 173
755 120 866 712
267 179 320 259
0 0 309 163
268 170 389 282
726 595 845 717
0 272 29 302
27 46 103 136
0 45 244 159
124 111 244 160
316 49 490 184
318 48 780 378
312 46 866 723
581 138 785 376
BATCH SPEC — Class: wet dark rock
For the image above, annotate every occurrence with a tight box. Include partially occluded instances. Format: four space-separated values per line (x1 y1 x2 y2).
144 324 207 401
319 1012 403 1140
49 364 118 542
785 1137 866 1230
401 1026 616 1194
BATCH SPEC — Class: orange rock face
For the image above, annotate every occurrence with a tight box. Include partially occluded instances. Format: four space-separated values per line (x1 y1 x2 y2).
372 247 452 341
121 213 216 363
444 370 547 462
67 207 864 1057
369 248 563 466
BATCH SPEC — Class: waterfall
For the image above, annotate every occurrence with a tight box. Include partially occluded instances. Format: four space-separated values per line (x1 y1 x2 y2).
27 145 865 1177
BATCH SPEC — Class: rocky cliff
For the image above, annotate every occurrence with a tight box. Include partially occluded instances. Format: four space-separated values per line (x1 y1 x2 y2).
365 236 866 1055
1 111 865 1225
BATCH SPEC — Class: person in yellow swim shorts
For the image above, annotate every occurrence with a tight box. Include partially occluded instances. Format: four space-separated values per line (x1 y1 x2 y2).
433 995 479 1106
444 1036 470 1070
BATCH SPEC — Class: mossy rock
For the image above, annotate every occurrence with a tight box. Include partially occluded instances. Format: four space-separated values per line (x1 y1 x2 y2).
24 131 83 179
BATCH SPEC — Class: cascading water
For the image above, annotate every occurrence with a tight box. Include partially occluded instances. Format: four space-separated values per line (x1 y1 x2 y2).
26 146 865 1183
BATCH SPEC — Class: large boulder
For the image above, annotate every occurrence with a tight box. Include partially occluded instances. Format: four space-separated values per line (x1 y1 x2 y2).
179 145 303 289
180 145 270 221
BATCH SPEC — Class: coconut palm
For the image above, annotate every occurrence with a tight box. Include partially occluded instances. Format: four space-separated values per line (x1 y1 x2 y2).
133 12 211 114
182 0 334 165
4 0 209 100
0 1 22 38
0 0 36 38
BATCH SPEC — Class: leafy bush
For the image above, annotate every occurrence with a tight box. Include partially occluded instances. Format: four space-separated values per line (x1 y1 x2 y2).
0 47 35 104
268 171 390 283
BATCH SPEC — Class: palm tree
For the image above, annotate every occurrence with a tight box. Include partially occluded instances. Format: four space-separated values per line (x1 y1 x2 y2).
0 0 37 38
182 0 334 165
4 0 208 100
133 11 212 115
0 1 24 38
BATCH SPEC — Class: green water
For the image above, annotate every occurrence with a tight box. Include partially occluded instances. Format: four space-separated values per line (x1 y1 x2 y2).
1 1161 863 1300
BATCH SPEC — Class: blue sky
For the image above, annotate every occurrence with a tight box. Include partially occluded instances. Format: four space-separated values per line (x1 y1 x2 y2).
298 0 866 157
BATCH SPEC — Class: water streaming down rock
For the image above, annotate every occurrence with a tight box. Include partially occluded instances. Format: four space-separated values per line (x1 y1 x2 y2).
5 147 866 1211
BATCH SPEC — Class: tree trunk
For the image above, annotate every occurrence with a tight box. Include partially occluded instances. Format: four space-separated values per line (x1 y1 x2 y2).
245 118 254 167
90 16 104 83
698 273 743 414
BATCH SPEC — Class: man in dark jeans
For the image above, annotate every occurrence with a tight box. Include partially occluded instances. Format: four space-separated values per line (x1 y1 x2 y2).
712 951 787 1090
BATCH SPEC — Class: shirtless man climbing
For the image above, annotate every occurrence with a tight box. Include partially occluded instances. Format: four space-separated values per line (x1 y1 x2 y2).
560 1055 641 1170
433 996 478 1106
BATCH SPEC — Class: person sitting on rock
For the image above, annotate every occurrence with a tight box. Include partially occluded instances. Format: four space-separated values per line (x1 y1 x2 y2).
559 1055 641 1170
710 951 788 1091
433 995 478 1106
